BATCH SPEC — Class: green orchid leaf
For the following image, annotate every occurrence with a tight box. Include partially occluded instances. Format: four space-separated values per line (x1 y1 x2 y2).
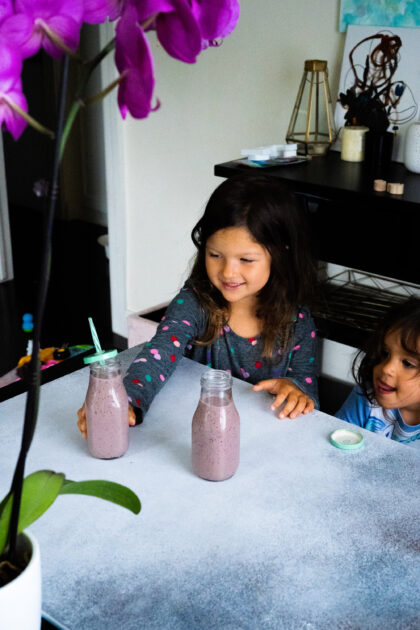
0 470 65 554
0 492 10 518
0 472 141 556
59 479 141 514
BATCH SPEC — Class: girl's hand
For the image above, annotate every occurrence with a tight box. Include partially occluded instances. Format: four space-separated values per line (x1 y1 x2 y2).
76 402 137 439
252 378 314 419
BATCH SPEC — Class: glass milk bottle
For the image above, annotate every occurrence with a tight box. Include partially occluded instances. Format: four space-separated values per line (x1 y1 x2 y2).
84 351 129 459
192 370 240 481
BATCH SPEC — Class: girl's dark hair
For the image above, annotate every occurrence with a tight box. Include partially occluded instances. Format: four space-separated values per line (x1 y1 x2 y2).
187 173 317 356
354 296 420 402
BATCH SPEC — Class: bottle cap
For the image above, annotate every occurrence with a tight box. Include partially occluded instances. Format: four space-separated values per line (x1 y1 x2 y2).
84 316 117 365
83 349 118 365
329 428 364 450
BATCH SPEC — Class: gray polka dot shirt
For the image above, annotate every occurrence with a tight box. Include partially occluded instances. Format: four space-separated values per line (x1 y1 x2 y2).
124 286 319 419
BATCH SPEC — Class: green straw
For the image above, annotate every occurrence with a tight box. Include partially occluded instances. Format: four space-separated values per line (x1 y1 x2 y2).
88 317 105 364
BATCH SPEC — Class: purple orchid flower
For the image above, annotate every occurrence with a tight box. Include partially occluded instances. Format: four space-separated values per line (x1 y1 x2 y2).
190 0 240 42
82 0 124 23
4 0 84 59
115 3 157 119
0 0 13 26
0 44 28 139
134 0 202 64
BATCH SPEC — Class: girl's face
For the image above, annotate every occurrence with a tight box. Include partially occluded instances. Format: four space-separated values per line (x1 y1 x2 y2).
205 226 271 308
373 328 420 424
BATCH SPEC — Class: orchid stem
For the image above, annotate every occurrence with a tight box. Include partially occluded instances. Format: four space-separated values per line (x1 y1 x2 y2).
59 100 83 161
4 97 54 138
7 55 70 560
41 20 80 60
84 74 124 107
59 37 116 160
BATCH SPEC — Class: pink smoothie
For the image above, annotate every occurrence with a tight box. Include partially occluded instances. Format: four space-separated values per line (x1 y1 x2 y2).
192 395 240 481
85 372 129 459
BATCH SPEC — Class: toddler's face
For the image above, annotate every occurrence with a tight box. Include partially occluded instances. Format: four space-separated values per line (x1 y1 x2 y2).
205 226 271 308
373 328 420 425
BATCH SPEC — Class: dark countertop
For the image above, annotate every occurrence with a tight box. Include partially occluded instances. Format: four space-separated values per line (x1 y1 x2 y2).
214 150 420 210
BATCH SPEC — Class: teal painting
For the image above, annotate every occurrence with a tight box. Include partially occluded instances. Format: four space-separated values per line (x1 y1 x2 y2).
340 0 420 32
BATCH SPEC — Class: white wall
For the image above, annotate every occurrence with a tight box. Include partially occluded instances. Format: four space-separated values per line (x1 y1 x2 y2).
105 0 354 380
121 0 345 314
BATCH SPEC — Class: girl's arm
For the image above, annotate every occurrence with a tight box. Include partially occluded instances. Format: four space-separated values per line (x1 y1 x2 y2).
123 287 207 421
253 307 319 419
282 307 319 406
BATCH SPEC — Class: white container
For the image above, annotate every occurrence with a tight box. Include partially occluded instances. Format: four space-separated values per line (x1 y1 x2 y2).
403 122 420 174
341 126 369 162
0 531 42 630
240 143 297 161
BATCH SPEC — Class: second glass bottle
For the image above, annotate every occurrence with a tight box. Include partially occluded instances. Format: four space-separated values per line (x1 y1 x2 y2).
192 370 240 481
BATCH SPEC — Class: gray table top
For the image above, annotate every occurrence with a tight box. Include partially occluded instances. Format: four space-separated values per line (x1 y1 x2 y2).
1 348 419 630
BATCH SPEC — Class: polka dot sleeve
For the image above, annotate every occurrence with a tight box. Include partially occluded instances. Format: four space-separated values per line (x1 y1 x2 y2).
285 307 319 408
123 286 207 419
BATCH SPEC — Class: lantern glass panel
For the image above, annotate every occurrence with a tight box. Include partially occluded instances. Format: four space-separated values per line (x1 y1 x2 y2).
286 60 337 156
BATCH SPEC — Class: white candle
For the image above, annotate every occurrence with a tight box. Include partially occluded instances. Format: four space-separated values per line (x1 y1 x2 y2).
341 126 369 162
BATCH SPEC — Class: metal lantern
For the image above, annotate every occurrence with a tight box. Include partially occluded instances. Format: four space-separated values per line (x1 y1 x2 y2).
286 59 337 156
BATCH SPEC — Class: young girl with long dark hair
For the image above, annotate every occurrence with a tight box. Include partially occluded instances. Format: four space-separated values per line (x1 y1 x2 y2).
336 297 420 446
78 174 319 432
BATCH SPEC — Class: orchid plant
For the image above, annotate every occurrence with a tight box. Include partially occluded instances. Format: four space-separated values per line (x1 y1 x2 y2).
0 0 240 582
0 0 240 144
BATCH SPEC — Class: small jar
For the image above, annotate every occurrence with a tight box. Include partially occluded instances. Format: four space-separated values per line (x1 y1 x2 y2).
84 356 129 459
341 126 369 162
192 370 240 481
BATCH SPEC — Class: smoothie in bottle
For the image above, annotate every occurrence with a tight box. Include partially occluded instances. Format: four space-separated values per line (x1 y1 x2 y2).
84 352 129 459
192 370 240 481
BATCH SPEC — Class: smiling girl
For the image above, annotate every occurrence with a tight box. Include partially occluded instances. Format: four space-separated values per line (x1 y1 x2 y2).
336 297 420 446
78 174 319 434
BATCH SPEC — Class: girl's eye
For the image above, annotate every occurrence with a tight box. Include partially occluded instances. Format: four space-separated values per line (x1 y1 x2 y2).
208 252 220 258
402 359 417 369
240 258 254 263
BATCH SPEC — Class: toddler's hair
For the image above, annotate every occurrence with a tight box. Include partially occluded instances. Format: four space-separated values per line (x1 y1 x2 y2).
187 173 317 356
354 296 420 402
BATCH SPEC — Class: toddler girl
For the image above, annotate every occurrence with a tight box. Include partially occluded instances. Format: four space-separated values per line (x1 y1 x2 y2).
336 297 420 446
78 174 319 433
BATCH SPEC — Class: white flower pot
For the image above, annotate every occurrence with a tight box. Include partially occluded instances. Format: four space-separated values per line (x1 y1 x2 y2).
0 531 42 630
404 122 420 174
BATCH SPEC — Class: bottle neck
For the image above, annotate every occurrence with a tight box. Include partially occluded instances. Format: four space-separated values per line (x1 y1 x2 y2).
199 370 233 401
89 357 121 378
200 387 233 401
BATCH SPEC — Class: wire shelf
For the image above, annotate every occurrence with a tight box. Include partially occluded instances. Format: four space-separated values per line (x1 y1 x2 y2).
313 269 420 334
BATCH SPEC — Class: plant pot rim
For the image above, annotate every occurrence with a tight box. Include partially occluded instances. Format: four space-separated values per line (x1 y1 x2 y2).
0 530 40 591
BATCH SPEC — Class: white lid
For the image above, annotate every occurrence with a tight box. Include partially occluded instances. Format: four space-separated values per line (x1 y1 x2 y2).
329 429 364 450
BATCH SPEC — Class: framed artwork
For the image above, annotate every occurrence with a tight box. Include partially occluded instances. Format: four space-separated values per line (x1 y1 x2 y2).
339 0 420 33
333 25 420 161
